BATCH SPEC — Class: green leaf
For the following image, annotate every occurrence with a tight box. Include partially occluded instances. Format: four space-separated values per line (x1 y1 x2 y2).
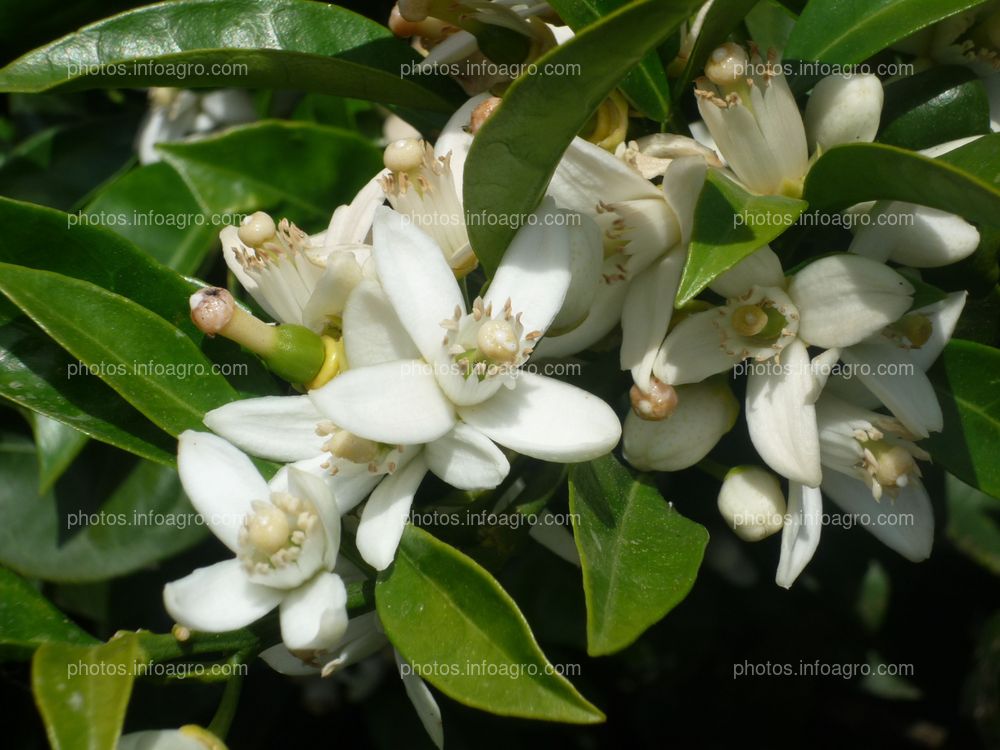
376 525 604 724
464 0 702 276
803 138 1000 228
745 0 798 52
924 340 1000 499
0 434 207 582
673 0 760 102
569 454 708 656
0 264 239 436
0 567 97 659
33 633 143 750
25 412 89 494
945 473 1000 575
157 120 382 223
784 0 993 64
547 0 673 121
677 169 807 306
0 301 176 466
82 162 220 276
0 117 138 212
0 0 461 112
879 66 991 151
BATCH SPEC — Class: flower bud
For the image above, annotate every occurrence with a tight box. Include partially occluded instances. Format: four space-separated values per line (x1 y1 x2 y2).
717 466 787 542
623 380 739 472
804 74 884 153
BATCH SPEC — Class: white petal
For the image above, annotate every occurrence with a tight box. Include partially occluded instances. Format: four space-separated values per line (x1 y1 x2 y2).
268 454 379 515
219 226 264 306
789 255 914 348
325 174 386 248
804 74 883 153
623 380 739 472
435 94 489 198
620 251 685 391
343 279 421 368
278 572 349 651
118 730 206 750
805 347 841 404
549 137 663 212
484 200 571 336
548 213 604 334
852 202 980 268
357 455 428 570
534 278 627 358
163 559 282 632
661 155 708 246
259 644 322 676
775 483 823 588
204 396 324 463
371 207 464 362
300 251 363 332
395 651 444 750
822 471 933 561
653 308 739 385
746 340 822 487
458 372 621 462
177 431 267 551
840 341 943 437
309 360 457 444
425 423 510 490
908 291 966 371
708 245 784 299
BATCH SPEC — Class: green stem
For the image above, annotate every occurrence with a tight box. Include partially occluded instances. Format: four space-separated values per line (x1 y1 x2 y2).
207 659 245 739
696 457 731 482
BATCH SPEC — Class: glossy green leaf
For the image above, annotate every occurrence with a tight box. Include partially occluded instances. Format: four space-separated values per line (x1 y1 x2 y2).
924 340 1000 499
0 434 206 582
879 66 990 151
83 162 220 276
547 0 672 121
25 412 89 493
465 0 702 276
936 132 1000 187
157 120 382 224
0 0 461 112
803 139 1000 227
0 264 239 436
945 473 1000 576
0 566 97 659
785 0 992 63
677 169 806 306
674 0 760 101
745 0 798 52
376 525 604 724
0 117 138 211
569 454 708 656
33 633 143 750
0 301 176 466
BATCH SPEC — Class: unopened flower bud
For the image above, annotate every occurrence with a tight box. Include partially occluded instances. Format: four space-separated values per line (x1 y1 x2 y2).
804 74 883 153
717 466 787 542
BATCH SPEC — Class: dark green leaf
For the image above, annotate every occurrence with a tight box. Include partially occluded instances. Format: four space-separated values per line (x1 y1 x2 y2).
945 473 1000 575
569 454 708 656
25 412 89 494
0 264 239 436
677 169 806 306
547 0 673 121
376 525 604 723
925 339 1000 499
0 566 97 660
785 0 992 64
0 434 206 582
803 139 1000 228
879 66 990 151
33 633 143 750
0 0 461 111
745 0 798 52
465 0 702 275
157 120 383 224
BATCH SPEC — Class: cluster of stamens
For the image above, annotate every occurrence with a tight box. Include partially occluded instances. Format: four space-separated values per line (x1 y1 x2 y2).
237 494 317 575
315 421 403 475
234 211 311 269
440 297 540 380
852 423 929 501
